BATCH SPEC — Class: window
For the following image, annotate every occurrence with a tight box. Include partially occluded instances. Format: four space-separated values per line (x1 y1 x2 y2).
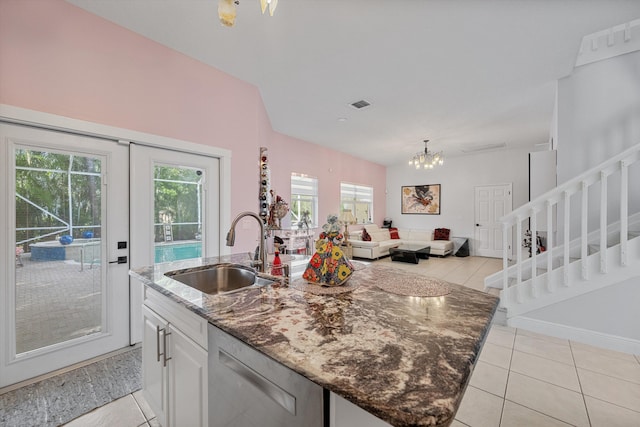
340 182 373 224
290 173 318 228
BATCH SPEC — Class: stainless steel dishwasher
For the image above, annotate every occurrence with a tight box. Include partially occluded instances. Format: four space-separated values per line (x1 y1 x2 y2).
208 324 326 427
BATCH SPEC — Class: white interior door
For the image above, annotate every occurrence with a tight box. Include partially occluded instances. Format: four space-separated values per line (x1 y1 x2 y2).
0 123 130 387
474 184 512 258
129 144 220 343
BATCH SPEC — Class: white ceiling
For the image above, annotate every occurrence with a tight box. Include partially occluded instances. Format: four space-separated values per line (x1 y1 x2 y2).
66 0 640 166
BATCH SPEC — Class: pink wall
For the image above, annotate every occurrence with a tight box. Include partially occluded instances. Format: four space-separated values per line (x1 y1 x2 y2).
0 0 386 252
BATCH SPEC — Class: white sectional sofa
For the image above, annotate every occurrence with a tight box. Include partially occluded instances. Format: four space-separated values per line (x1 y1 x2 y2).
348 224 454 260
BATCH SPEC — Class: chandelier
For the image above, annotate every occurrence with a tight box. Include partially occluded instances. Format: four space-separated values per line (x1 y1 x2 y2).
218 0 278 27
408 140 444 169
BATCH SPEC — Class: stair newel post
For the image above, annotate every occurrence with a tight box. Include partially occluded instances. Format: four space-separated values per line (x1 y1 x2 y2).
620 159 628 266
563 190 571 286
502 221 509 302
546 200 554 293
516 216 523 303
600 171 608 274
581 180 589 281
530 207 538 299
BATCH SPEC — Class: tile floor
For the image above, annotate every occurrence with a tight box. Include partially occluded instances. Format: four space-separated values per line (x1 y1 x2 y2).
61 256 640 426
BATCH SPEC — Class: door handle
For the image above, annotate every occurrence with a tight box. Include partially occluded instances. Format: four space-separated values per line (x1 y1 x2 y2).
109 256 128 264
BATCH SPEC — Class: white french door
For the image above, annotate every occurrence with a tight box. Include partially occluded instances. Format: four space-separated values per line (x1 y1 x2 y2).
474 184 512 258
129 144 220 343
0 123 130 387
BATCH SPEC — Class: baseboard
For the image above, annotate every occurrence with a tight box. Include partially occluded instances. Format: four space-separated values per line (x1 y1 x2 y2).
508 316 640 355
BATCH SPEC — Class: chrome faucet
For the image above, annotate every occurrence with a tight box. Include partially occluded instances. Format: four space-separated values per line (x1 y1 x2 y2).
226 211 268 273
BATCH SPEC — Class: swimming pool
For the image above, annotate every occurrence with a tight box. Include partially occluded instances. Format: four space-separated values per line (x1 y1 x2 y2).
155 240 202 263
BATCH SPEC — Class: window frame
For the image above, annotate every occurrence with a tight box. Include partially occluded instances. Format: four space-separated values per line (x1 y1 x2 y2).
340 182 374 224
290 173 319 228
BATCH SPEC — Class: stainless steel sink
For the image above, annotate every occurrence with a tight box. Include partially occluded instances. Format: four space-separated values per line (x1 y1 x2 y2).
165 263 272 295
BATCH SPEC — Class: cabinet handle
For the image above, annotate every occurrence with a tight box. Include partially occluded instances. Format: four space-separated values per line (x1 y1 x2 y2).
219 349 296 415
156 325 162 362
162 330 172 367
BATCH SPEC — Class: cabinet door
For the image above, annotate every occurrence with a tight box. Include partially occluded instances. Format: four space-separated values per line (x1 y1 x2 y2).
142 306 169 427
168 324 208 427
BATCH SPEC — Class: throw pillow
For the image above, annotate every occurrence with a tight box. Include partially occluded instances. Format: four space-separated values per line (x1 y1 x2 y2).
362 228 372 241
434 228 450 240
389 227 400 239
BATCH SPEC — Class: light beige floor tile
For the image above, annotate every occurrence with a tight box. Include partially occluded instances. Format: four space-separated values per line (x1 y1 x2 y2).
469 361 509 397
572 346 640 384
450 420 470 427
514 334 574 366
516 329 570 346
505 372 589 427
578 368 640 412
584 396 640 427
455 386 504 427
489 324 516 335
570 340 638 363
500 400 572 427
460 279 486 292
486 328 515 349
148 418 162 427
478 342 512 369
64 395 146 427
510 350 581 392
133 390 155 420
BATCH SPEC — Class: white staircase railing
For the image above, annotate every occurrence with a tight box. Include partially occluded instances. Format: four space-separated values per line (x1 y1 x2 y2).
493 143 640 315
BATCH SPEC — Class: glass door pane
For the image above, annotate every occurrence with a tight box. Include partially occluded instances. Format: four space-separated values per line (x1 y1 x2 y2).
153 164 204 263
15 148 103 354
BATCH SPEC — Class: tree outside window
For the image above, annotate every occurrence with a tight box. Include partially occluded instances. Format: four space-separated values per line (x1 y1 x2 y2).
290 173 318 229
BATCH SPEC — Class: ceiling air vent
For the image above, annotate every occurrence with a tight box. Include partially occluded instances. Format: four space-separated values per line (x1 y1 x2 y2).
350 100 371 109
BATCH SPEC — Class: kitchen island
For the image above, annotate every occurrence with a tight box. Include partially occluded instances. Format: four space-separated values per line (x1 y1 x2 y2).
130 255 499 427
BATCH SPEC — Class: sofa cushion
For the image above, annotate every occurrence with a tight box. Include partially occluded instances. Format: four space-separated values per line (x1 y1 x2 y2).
362 228 372 241
428 240 453 251
389 227 400 239
434 228 450 240
366 224 380 233
408 230 432 241
397 229 411 240
370 230 391 242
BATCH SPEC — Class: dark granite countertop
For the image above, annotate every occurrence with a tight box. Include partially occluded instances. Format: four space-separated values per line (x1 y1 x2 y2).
130 255 499 427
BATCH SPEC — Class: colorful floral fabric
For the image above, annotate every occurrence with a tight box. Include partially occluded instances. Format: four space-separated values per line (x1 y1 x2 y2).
303 240 354 286
302 214 354 286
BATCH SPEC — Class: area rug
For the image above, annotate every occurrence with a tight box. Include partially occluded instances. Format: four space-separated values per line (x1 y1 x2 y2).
0 347 141 427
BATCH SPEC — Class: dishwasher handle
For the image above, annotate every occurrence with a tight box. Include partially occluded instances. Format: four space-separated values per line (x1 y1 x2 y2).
219 349 296 415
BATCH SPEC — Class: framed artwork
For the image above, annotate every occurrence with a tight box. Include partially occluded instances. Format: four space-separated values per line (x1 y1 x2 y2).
401 184 441 215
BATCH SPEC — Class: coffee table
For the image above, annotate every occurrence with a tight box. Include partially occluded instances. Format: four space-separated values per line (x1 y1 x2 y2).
389 244 431 264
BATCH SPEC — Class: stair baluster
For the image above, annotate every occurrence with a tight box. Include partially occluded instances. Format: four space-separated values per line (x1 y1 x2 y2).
485 142 640 321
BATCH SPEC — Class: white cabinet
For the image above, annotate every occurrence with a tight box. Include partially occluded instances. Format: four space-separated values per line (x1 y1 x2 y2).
142 288 208 427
